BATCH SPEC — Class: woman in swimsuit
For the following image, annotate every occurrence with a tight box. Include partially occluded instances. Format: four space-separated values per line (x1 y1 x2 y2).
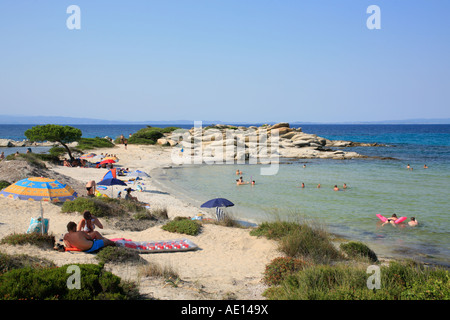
77 211 104 239
382 214 398 227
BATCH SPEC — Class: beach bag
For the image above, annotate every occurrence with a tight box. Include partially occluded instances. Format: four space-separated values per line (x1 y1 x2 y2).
26 217 49 234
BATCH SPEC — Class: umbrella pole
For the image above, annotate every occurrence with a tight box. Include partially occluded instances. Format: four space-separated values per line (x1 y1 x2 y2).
40 201 44 235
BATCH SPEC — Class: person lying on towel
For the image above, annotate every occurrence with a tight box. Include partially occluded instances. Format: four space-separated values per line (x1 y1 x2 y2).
64 221 115 253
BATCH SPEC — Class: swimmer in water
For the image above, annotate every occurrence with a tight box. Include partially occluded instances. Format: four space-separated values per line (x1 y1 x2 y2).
382 214 398 227
301 183 305 188
236 177 249 185
408 217 418 227
333 185 340 191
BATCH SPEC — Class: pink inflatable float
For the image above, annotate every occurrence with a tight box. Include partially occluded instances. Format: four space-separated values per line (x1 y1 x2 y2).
376 214 407 224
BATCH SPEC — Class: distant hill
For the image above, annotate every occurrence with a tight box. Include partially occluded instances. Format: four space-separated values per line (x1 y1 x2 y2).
0 115 449 125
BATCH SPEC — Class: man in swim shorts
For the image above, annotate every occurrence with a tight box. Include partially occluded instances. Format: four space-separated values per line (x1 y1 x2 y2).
64 221 115 252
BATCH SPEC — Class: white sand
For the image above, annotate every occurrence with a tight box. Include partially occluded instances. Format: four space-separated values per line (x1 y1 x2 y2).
0 144 279 300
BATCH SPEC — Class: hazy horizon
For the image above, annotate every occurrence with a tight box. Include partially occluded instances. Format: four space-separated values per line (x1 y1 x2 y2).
1 114 449 125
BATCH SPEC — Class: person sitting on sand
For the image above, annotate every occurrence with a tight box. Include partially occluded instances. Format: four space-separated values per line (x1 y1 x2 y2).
124 188 138 201
64 221 115 253
0 152 4 160
77 211 104 239
86 180 96 196
408 217 418 227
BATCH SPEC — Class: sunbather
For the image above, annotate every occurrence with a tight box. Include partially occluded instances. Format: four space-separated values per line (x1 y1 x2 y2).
77 211 103 239
64 221 115 253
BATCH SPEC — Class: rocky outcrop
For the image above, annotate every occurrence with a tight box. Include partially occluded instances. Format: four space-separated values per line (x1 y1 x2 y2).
157 122 377 163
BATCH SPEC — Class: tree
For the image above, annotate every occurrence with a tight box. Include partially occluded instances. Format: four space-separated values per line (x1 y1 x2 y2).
25 124 82 161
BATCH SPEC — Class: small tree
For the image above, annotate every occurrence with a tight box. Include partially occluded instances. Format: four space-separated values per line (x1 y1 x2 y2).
25 124 82 161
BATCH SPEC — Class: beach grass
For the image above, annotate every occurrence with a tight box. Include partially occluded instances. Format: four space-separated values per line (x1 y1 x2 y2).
1 232 55 248
61 196 149 218
5 153 60 167
263 260 450 300
0 251 56 275
250 218 342 264
76 137 115 150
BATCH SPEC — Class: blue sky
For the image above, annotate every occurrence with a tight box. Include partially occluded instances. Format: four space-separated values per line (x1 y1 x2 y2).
0 0 449 123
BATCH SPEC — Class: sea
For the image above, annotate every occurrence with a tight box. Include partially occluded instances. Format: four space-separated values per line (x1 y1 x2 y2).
1 123 449 267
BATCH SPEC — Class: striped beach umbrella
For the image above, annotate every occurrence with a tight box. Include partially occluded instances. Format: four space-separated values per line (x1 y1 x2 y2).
0 177 78 202
80 153 96 159
104 156 118 161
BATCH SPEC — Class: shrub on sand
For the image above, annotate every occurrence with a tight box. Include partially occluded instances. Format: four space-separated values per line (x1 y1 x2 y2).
263 257 309 286
340 241 378 263
162 217 201 236
1 233 55 249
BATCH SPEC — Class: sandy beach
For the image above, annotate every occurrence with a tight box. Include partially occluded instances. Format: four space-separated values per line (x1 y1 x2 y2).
0 144 280 300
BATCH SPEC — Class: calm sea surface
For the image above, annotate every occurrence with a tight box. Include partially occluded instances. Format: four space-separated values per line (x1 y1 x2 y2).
1 123 449 266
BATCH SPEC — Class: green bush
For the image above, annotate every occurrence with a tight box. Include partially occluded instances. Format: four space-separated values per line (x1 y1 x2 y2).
5 153 47 168
96 246 142 265
128 127 164 145
252 221 341 264
76 137 115 150
0 180 10 190
61 197 106 216
162 217 201 236
340 241 378 263
281 224 342 264
250 221 300 240
61 197 150 218
263 257 309 286
0 264 133 300
0 252 56 275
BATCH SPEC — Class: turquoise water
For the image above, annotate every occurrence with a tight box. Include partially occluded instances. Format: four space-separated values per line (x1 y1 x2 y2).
164 159 450 266
159 125 450 268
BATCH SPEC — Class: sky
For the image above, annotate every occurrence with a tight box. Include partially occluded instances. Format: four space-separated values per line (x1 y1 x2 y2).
0 0 449 123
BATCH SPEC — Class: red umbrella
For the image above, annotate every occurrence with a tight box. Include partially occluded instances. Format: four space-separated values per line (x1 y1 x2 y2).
99 159 116 165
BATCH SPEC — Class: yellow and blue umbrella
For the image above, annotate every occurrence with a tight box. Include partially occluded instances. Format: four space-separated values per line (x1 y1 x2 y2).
0 177 78 202
80 153 96 159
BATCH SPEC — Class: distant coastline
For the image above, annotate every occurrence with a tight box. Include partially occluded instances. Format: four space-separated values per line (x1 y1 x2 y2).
1 114 449 125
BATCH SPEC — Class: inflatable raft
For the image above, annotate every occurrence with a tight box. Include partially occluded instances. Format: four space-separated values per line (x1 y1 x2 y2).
111 238 198 253
376 214 407 224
